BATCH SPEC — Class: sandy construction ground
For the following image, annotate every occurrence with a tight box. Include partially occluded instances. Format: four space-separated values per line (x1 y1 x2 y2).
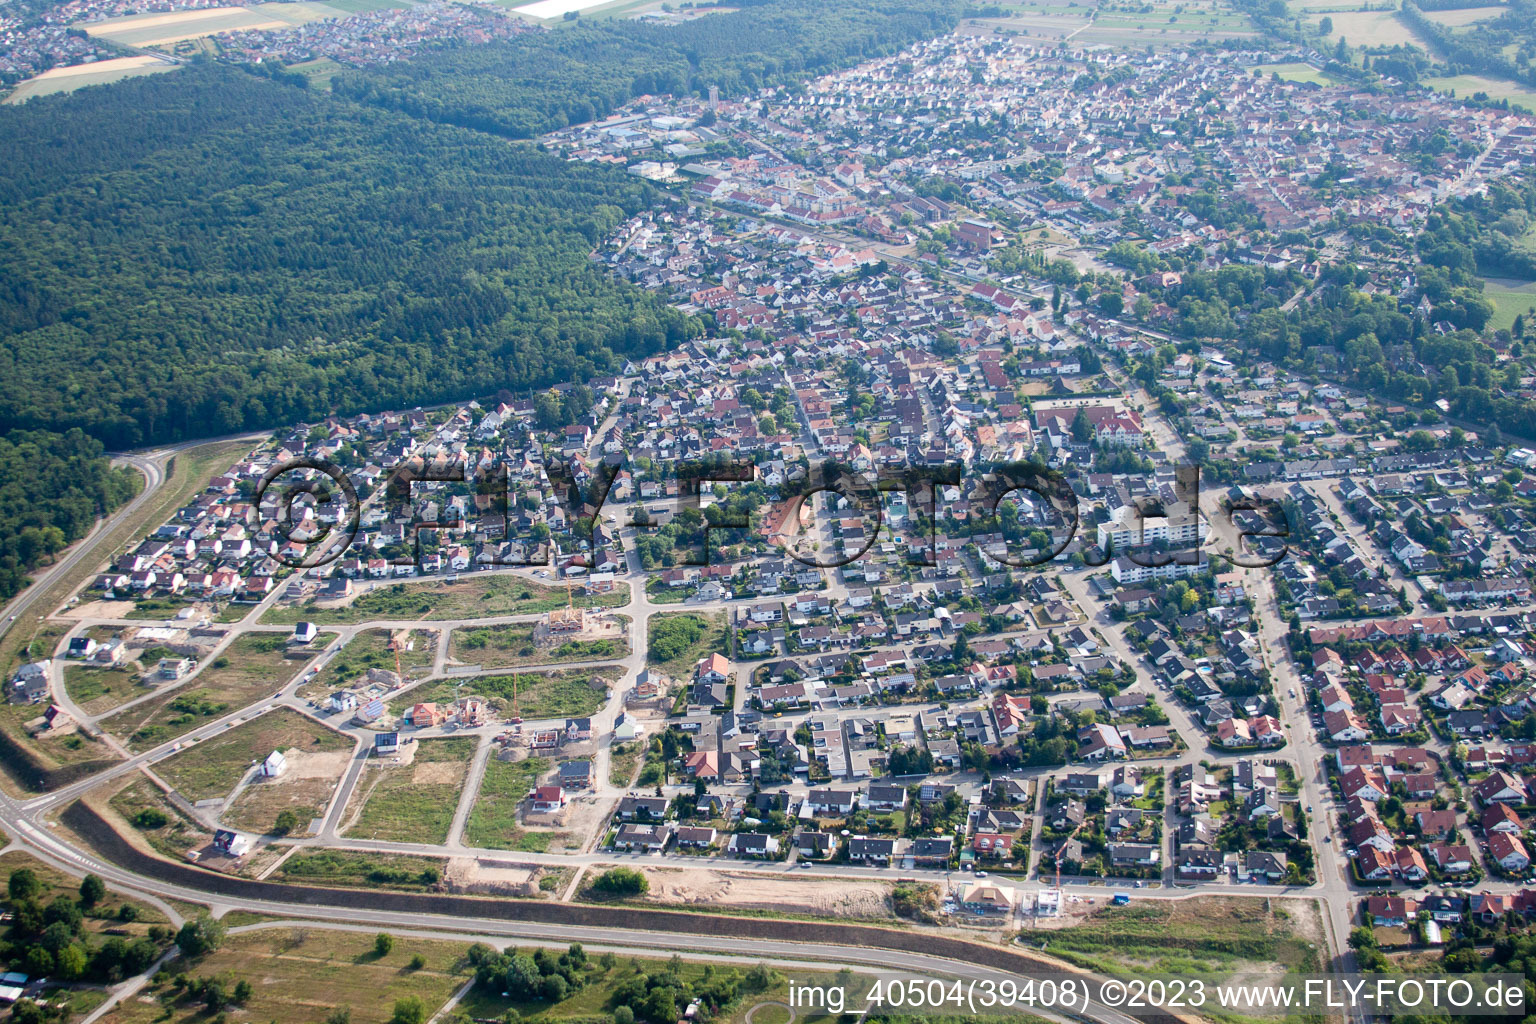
64 599 138 619
445 856 538 896
639 867 892 918
224 749 351 834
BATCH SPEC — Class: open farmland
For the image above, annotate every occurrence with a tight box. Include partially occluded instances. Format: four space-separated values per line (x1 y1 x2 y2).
1426 74 1536 112
1308 9 1428 47
79 2 382 47
1077 0 1257 46
1420 4 1504 27
4 57 178 104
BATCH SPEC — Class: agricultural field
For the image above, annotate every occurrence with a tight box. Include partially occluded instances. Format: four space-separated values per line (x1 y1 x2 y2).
3 56 178 104
152 707 352 802
449 621 628 670
263 575 628 625
463 755 559 850
79 1 377 48
392 667 616 719
647 610 728 681
1251 62 1334 85
1077 0 1256 47
92 927 471 1024
1308 9 1427 47
302 628 437 697
510 0 624 18
1426 74 1536 112
1420 4 1504 27
1481 277 1536 329
1038 896 1326 977
101 631 330 750
342 736 475 844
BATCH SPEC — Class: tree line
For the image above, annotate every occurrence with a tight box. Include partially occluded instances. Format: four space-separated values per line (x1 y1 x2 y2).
0 429 140 602
331 0 964 140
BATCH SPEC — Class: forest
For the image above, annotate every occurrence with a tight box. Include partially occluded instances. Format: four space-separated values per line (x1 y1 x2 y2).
332 0 964 139
0 0 968 452
0 66 699 448
0 430 140 602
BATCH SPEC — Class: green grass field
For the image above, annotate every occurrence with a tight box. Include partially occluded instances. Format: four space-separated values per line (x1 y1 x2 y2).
392 667 615 719
263 575 628 625
108 776 215 861
1251 62 1333 85
647 610 728 680
1039 896 1326 978
1482 277 1536 330
272 848 447 891
102 631 330 750
343 736 475 843
302 628 436 696
463 755 557 850
1426 74 1536 112
449 621 628 669
63 664 143 716
100 927 470 1024
152 706 352 801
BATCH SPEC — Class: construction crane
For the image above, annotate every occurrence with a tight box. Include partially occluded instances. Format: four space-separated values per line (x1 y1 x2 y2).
388 630 406 687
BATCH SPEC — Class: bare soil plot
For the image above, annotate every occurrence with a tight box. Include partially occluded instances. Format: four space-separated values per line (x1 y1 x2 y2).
443 856 540 896
223 747 351 834
153 707 353 802
632 866 894 919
